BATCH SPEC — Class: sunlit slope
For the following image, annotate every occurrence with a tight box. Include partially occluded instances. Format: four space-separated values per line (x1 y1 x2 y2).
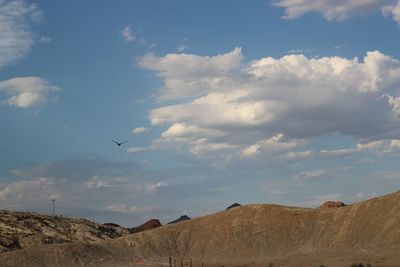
116 191 400 264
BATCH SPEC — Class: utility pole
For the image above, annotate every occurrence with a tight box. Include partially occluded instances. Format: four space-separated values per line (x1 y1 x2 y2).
52 199 56 216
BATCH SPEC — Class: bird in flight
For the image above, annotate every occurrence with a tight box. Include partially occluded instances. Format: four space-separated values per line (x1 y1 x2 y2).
112 140 127 146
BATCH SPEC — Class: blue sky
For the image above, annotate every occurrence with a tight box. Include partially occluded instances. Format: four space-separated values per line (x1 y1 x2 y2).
1 0 400 226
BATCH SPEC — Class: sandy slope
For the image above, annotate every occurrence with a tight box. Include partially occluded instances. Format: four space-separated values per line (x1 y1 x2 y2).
1 191 399 267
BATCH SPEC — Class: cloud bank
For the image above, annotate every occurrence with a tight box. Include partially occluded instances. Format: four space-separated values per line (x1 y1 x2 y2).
131 48 400 162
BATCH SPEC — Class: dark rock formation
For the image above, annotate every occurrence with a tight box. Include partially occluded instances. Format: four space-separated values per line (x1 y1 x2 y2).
319 201 346 208
167 215 191 224
226 203 241 209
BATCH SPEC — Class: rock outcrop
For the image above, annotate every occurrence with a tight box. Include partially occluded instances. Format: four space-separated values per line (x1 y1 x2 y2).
319 201 346 208
167 215 191 224
0 210 159 254
226 203 241 209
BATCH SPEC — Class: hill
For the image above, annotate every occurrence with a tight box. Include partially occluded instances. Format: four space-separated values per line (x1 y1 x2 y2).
0 210 159 254
0 191 399 266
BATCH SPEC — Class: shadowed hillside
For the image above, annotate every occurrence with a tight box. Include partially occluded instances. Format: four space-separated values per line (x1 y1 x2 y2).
1 191 399 266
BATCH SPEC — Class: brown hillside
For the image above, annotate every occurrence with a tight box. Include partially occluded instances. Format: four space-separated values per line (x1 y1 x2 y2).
1 191 400 266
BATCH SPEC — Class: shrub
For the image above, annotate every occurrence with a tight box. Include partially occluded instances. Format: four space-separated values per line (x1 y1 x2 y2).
350 263 370 267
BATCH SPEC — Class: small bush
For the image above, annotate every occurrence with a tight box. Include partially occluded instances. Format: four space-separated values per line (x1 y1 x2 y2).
350 263 370 267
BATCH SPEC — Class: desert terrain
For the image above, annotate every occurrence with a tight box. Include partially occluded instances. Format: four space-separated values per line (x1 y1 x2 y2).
0 191 399 267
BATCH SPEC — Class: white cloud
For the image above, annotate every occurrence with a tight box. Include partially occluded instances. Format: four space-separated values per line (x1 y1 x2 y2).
146 181 168 192
39 36 51 43
132 127 149 134
382 1 400 24
0 0 41 68
121 26 135 42
139 47 243 100
0 77 60 108
138 48 400 161
272 0 394 21
241 133 303 158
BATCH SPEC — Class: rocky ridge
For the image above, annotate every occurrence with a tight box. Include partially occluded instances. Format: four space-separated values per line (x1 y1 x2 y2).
0 210 159 254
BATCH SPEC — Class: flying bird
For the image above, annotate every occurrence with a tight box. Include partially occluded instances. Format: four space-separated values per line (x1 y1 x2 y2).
112 140 127 146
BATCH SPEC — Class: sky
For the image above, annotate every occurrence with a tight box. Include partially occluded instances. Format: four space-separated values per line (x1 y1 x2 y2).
1 0 400 226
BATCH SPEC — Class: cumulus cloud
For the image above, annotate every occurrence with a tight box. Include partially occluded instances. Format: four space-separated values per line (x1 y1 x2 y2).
241 134 303 158
136 48 400 162
139 47 243 100
0 76 60 108
121 26 135 42
0 0 41 68
132 127 149 134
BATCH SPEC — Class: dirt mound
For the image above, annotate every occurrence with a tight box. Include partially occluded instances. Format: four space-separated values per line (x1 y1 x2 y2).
1 191 400 266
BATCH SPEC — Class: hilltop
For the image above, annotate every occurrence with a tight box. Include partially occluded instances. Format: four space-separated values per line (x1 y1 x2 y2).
0 191 399 266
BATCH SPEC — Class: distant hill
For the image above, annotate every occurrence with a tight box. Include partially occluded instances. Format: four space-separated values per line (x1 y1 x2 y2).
1 191 400 266
129 219 161 234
